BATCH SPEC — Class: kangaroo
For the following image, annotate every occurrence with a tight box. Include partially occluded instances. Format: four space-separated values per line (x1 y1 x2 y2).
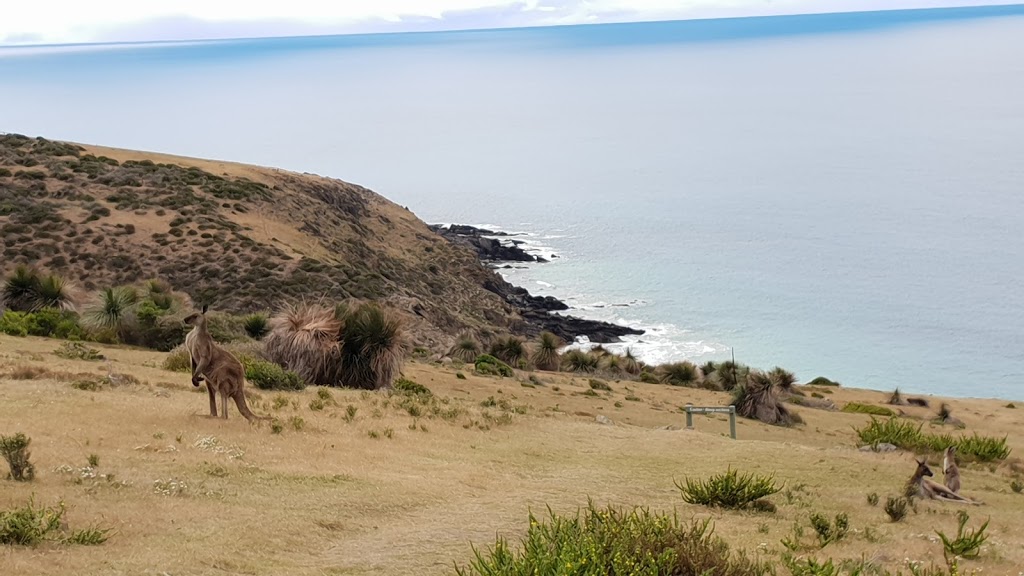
908 457 980 505
943 446 962 494
183 307 266 422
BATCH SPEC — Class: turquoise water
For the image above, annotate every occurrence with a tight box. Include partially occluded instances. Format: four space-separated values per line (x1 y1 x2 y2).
2 7 1023 398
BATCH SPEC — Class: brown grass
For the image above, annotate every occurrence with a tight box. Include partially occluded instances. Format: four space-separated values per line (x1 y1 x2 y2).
2 333 1024 575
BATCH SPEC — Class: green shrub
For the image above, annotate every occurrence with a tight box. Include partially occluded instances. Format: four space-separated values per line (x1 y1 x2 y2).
675 467 781 510
243 313 269 339
393 378 432 396
885 497 908 522
0 432 35 481
244 359 306 391
54 342 104 361
841 402 895 417
855 418 1010 462
0 308 85 339
937 510 988 561
453 502 771 576
474 354 514 377
807 376 840 387
809 512 849 548
0 498 64 545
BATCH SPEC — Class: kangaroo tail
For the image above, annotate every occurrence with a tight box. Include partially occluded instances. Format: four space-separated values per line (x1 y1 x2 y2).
233 391 270 422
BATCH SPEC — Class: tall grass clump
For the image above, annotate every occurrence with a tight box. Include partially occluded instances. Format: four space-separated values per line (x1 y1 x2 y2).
264 300 406 389
660 361 699 387
453 502 771 576
489 335 526 367
84 286 139 341
675 467 781 510
2 265 77 312
451 334 480 363
562 349 599 373
337 302 406 390
713 360 749 391
732 371 801 427
243 312 270 339
531 331 562 372
622 348 641 375
768 366 797 393
1 432 35 481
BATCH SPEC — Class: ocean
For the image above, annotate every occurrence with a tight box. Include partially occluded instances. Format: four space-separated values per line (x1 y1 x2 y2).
2 6 1023 399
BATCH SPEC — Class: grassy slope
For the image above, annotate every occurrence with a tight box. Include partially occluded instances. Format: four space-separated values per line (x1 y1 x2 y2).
0 135 522 350
2 334 1023 575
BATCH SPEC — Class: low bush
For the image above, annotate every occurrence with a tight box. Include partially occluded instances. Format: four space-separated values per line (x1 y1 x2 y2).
675 467 781 510
885 496 908 522
0 308 85 339
474 354 514 377
393 378 432 396
162 346 191 372
1 432 35 481
54 342 104 361
453 502 771 576
0 497 109 546
809 512 849 548
841 402 895 417
806 376 841 387
244 359 306 391
937 510 989 562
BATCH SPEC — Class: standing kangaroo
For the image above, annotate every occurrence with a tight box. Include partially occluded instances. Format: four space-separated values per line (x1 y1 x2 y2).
943 446 962 494
908 457 979 505
183 306 264 422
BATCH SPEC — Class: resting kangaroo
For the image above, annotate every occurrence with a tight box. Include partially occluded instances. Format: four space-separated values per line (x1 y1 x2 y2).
908 457 980 505
183 307 265 422
943 446 962 494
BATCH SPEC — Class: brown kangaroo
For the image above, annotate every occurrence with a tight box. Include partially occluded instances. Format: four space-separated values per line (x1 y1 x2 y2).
183 306 265 422
943 445 962 494
908 457 979 505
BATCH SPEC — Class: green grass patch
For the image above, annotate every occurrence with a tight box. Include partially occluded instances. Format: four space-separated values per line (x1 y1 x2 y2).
841 402 895 417
855 417 1010 462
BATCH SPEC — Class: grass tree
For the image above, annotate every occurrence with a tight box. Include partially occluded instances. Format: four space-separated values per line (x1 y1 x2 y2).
339 302 407 390
84 286 139 341
563 349 599 373
451 334 480 363
622 348 641 376
768 366 797 393
731 370 801 427
489 335 527 367
660 361 700 387
531 331 562 372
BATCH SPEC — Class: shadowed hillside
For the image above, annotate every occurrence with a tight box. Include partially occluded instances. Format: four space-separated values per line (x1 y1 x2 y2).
0 133 606 349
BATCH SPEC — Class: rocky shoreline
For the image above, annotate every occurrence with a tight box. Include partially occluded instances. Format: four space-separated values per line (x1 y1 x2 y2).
430 224 644 344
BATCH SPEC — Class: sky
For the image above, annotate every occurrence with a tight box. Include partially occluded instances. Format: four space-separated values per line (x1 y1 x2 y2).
1 0 1021 46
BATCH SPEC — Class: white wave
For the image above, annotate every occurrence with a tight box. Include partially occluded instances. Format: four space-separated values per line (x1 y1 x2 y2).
535 280 554 288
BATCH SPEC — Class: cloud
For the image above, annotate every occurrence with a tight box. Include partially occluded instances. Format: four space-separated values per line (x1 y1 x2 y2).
1 0 1020 45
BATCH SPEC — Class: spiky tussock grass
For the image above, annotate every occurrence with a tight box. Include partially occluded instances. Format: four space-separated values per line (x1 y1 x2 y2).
675 467 782 510
488 335 526 367
531 331 561 372
659 361 700 387
0 432 35 481
243 312 270 339
732 371 801 427
2 264 42 312
855 418 1010 462
768 366 797 393
714 361 748 392
889 388 904 405
622 348 641 375
451 334 481 363
263 302 344 387
338 302 407 390
454 501 771 576
83 286 139 340
562 349 599 373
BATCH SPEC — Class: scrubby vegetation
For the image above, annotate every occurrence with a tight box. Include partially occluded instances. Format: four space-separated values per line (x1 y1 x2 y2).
474 354 514 377
244 358 306 391
675 468 781 510
1 432 35 481
454 502 771 576
0 497 108 546
855 418 1010 462
841 402 895 417
531 331 561 371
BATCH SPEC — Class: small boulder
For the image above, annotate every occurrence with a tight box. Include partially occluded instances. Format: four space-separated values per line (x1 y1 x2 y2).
595 415 614 426
859 443 899 453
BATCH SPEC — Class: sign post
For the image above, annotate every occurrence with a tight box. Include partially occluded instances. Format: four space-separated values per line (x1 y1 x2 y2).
683 404 737 439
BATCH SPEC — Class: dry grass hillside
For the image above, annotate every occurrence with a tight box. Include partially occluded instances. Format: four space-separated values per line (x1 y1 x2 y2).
0 134 529 350
2 334 1023 575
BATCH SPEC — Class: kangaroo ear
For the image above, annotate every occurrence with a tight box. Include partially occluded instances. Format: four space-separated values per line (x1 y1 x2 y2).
201 304 208 315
